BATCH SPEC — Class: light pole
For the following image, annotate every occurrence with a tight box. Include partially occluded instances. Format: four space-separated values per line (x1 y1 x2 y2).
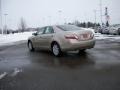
58 10 62 24
64 18 67 24
48 16 51 25
0 0 3 34
4 14 8 34
84 13 88 28
42 17 45 26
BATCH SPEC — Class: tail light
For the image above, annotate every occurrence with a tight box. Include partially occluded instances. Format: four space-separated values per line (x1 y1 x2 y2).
65 34 79 40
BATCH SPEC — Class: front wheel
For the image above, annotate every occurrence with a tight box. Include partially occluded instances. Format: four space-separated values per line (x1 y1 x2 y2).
28 41 34 51
51 43 62 57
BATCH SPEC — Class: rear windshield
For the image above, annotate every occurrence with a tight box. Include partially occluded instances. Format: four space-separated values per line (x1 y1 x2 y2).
57 25 81 31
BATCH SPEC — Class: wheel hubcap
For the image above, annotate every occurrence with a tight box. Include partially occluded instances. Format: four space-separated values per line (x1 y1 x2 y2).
53 44 59 56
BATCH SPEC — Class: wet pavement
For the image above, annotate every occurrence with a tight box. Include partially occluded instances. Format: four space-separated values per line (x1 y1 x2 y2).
0 39 120 90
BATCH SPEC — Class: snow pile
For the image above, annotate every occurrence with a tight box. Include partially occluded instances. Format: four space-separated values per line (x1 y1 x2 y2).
95 33 120 40
0 32 34 46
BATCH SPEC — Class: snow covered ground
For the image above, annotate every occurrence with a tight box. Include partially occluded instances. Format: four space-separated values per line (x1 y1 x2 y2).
95 33 120 40
0 32 120 46
0 32 34 46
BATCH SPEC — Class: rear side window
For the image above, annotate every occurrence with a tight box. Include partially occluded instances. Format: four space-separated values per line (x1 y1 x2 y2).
43 26 54 34
57 25 81 31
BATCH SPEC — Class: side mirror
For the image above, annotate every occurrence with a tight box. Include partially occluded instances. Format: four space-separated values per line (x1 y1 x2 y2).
32 33 37 36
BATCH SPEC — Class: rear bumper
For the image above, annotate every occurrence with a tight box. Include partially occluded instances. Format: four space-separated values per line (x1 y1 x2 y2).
109 31 118 35
61 39 95 51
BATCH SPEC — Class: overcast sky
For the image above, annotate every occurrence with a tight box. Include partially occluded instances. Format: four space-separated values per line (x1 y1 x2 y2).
1 0 120 29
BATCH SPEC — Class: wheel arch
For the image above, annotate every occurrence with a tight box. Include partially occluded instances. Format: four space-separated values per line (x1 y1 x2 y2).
27 39 35 51
28 39 32 45
51 41 60 48
28 39 34 48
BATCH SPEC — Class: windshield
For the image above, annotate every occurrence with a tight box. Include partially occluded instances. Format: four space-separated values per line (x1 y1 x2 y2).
57 25 82 31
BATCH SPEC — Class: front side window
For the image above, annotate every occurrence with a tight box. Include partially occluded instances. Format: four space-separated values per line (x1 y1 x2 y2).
37 27 45 35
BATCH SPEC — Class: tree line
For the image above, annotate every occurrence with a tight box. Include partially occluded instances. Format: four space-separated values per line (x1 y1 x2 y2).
0 18 101 34
68 20 101 28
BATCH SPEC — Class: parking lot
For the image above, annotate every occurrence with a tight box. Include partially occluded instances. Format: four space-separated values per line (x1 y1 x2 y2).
0 0 120 89
0 36 120 90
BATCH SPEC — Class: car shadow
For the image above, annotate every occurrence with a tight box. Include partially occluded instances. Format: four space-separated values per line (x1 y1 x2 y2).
27 50 95 69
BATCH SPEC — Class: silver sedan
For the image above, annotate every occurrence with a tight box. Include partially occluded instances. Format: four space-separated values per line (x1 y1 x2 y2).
28 25 95 56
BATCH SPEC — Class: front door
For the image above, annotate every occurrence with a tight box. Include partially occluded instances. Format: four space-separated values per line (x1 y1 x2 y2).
39 26 55 49
33 27 45 48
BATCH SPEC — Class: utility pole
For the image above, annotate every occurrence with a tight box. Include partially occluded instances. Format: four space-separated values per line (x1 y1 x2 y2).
94 10 97 29
100 0 103 27
58 10 62 24
0 0 3 34
105 7 110 27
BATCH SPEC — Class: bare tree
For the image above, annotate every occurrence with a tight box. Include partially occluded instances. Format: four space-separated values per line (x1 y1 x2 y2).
19 17 27 32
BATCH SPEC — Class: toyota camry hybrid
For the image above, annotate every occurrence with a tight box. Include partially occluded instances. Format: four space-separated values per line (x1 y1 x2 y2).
28 25 95 56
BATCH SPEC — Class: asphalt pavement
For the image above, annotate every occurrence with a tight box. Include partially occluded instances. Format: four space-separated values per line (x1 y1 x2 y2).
0 39 120 90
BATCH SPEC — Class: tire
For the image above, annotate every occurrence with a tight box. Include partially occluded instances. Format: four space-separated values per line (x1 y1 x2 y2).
28 41 34 51
51 43 62 57
78 49 86 54
118 28 120 35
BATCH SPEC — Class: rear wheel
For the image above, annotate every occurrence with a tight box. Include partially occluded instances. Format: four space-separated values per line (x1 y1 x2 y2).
78 49 86 54
28 41 34 51
118 28 120 35
51 43 62 56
